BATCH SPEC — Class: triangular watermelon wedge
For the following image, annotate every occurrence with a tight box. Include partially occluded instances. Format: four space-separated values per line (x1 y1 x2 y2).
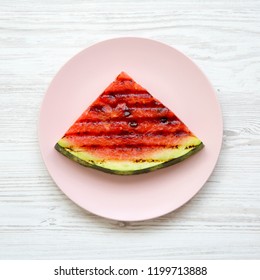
55 72 204 175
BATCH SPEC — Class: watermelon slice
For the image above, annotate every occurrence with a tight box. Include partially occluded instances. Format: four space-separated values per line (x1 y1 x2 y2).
55 72 204 175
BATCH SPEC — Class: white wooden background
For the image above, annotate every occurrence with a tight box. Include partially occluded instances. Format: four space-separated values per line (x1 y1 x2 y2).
0 0 260 260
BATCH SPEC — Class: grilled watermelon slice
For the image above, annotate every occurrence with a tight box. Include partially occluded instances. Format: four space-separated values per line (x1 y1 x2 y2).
55 72 204 175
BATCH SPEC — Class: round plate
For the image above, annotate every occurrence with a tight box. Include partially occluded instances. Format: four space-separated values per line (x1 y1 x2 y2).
39 37 222 221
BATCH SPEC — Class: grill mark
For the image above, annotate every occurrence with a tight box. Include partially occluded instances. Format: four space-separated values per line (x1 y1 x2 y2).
65 130 189 143
88 105 105 112
88 105 165 113
73 144 182 150
78 113 177 123
113 93 151 99
130 103 166 109
89 100 164 111
64 131 192 150
78 118 178 124
134 159 163 163
66 143 198 162
80 158 163 164
174 129 190 137
185 145 196 149
66 129 183 137
65 119 182 137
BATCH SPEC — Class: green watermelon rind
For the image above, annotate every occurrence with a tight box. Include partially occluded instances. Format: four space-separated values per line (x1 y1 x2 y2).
54 142 204 175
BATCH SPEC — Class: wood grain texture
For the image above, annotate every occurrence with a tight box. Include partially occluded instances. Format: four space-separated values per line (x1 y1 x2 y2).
0 0 260 259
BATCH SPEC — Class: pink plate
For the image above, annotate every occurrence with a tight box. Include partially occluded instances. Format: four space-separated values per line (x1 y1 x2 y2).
39 37 222 221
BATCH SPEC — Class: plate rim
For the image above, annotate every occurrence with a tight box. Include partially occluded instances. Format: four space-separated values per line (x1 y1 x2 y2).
38 37 223 221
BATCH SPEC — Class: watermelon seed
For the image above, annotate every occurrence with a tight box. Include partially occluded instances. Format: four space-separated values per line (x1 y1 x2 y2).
124 110 131 117
108 94 115 100
160 117 168 123
129 121 138 128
